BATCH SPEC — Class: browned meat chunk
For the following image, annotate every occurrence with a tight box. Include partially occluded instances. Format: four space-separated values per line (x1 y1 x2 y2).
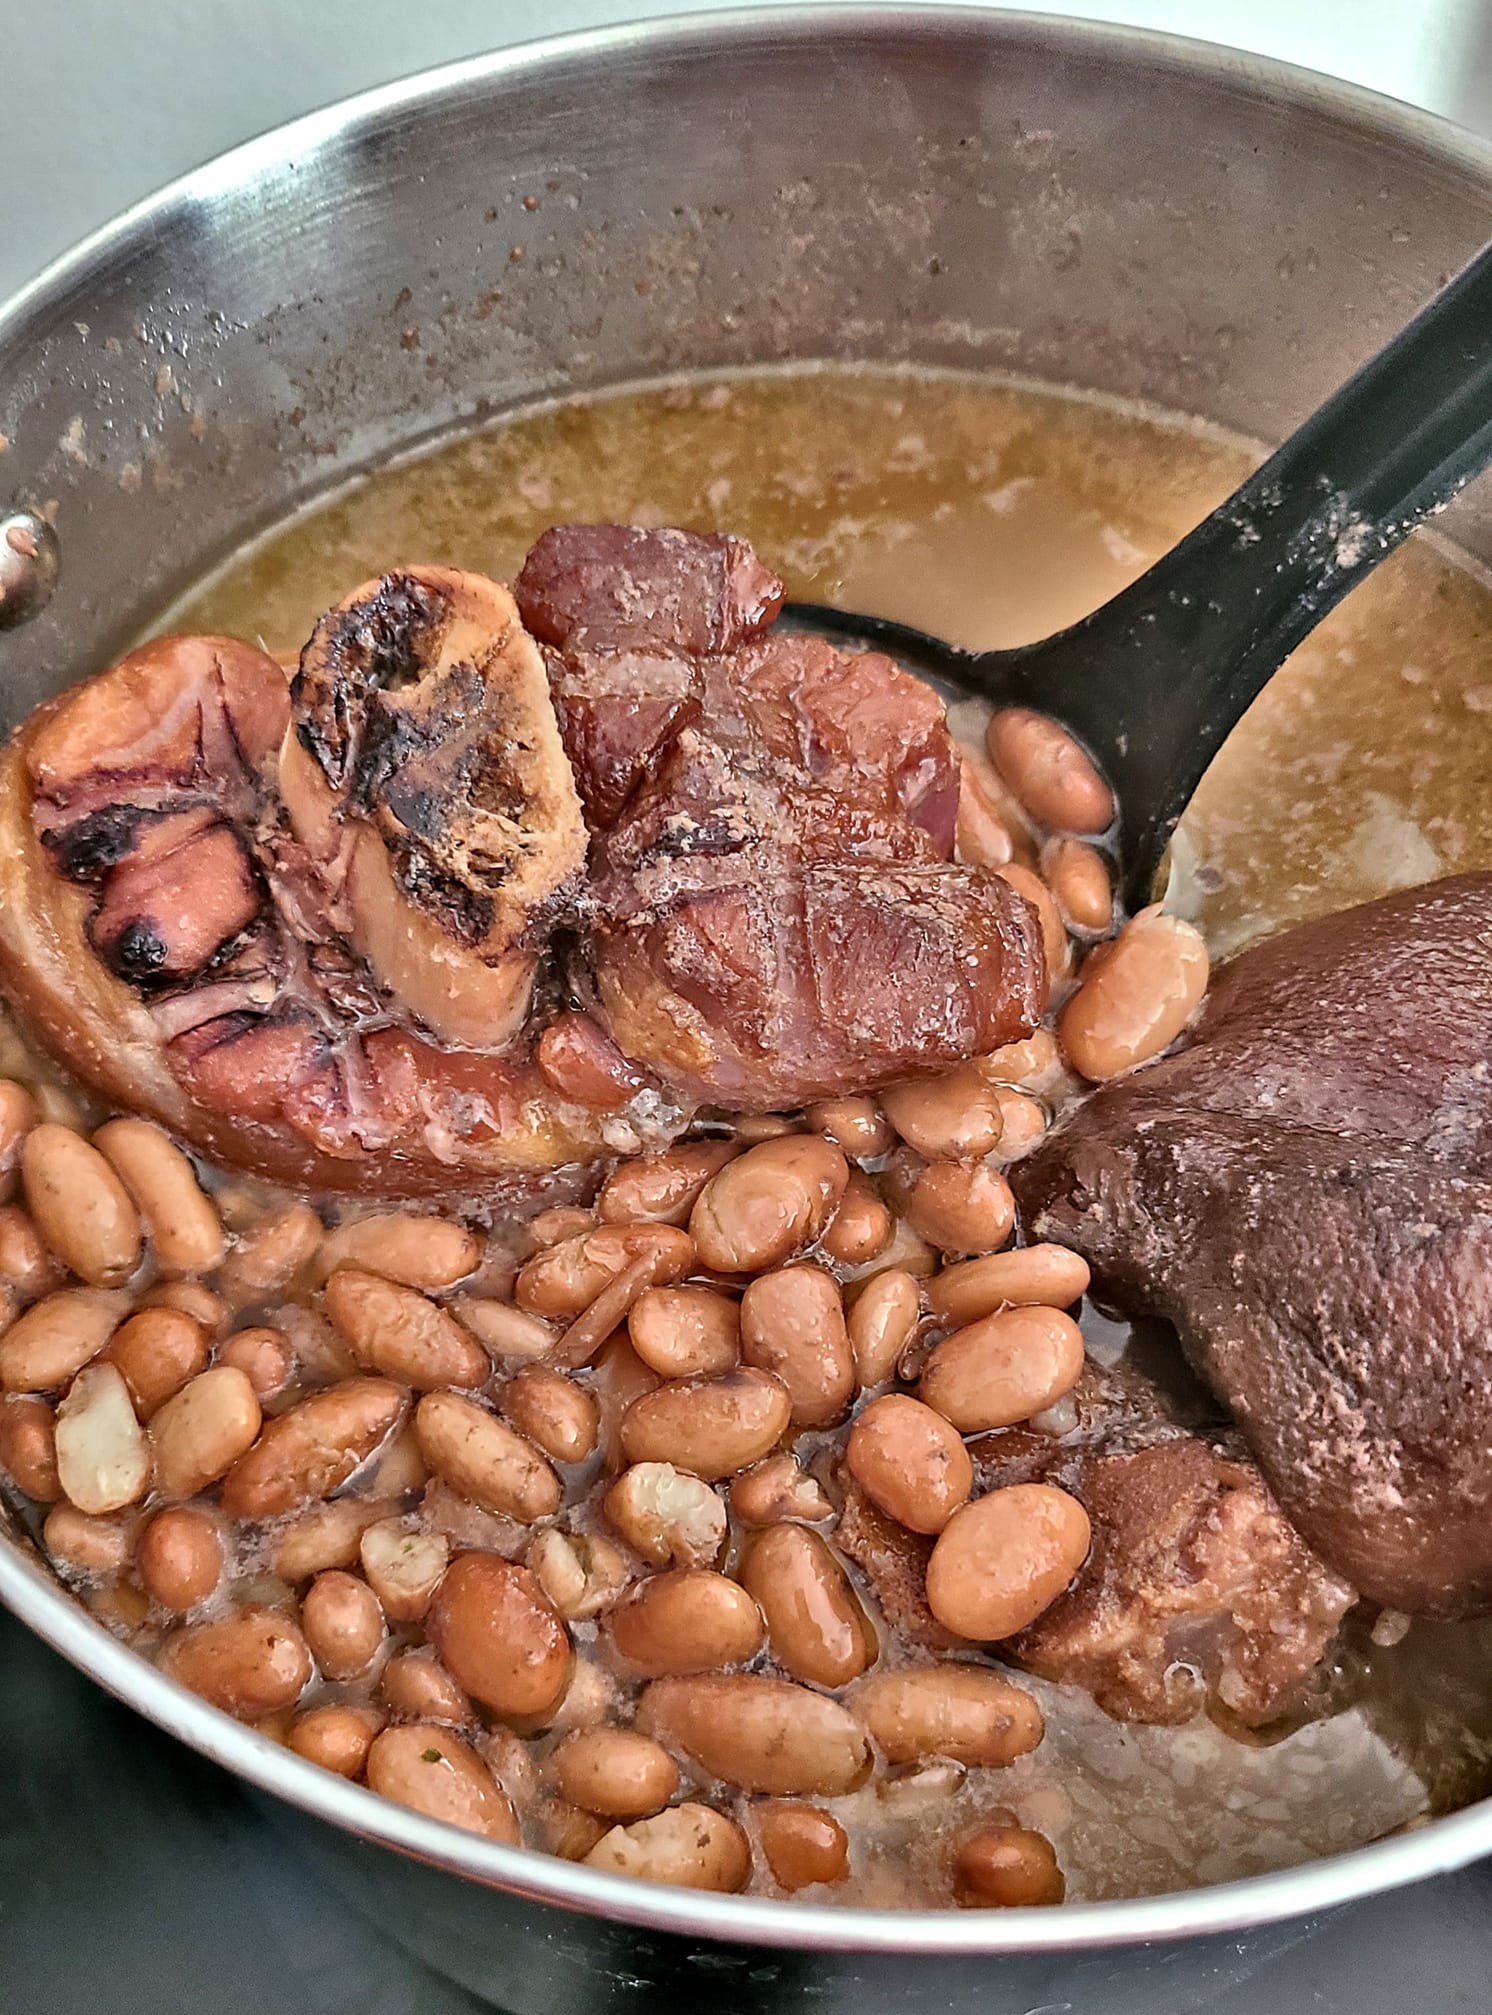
1016 873 1492 1616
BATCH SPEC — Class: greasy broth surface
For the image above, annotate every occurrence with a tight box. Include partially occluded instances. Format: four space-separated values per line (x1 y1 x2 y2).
156 369 1492 1894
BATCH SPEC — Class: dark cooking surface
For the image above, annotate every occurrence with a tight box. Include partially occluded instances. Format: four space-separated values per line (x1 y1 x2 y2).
1 1605 1486 2013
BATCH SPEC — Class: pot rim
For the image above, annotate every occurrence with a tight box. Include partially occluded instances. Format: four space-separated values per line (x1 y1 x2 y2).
4 2 1492 1956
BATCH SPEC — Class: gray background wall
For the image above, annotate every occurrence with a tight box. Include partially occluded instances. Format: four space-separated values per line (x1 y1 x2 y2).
5 0 1492 302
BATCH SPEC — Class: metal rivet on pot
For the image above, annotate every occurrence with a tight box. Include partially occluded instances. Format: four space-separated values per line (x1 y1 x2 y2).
0 509 60 630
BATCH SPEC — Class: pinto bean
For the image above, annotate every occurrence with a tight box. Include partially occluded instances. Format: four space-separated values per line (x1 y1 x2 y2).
924 1246 1091 1328
552 1728 679 1820
500 1364 599 1465
986 707 1115 834
640 1675 872 1797
140 1280 227 1332
104 1306 211 1419
926 1484 1092 1639
427 1551 572 1722
905 1164 1015 1257
136 1504 225 1611
972 1026 1062 1091
0 1394 60 1500
415 1391 561 1522
817 1171 893 1267
690 1136 849 1274
516 1225 694 1320
42 1502 133 1575
288 1702 385 1778
0 1079 36 1191
0 1289 126 1394
316 1212 479 1292
0 1206 65 1300
20 1126 141 1287
739 1524 876 1686
584 1803 751 1892
620 1368 792 1479
527 1527 632 1620
356 1515 448 1622
805 1095 893 1160
996 863 1069 980
846 1394 973 1534
93 1118 224 1276
53 1362 150 1514
452 1297 558 1363
850 1664 1045 1767
954 1825 1066 1907
1059 905 1209 1080
221 1378 404 1519
161 1606 313 1718
989 1089 1048 1162
843 1216 938 1284
729 1453 833 1527
301 1569 385 1678
380 1649 473 1726
1041 837 1112 935
218 1202 323 1303
608 1568 764 1676
628 1285 739 1379
366 1724 519 1842
756 1802 849 1890
528 1206 596 1249
215 1325 293 1401
149 1366 263 1500
603 1462 727 1568
919 1307 1084 1433
739 1267 853 1429
272 1494 398 1582
846 1268 921 1389
324 1269 490 1390
597 1141 740 1226
879 1070 1006 1162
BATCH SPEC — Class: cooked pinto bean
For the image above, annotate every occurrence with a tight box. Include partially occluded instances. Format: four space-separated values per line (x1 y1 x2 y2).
739 1524 876 1686
954 1825 1066 1907
221 1378 404 1519
359 1518 450 1622
880 1070 1006 1162
0 1289 126 1394
850 1665 1045 1767
380 1649 473 1726
806 1095 893 1160
997 864 1069 981
986 707 1115 834
288 1702 385 1778
689 1136 849 1273
597 1141 740 1225
161 1606 313 1718
905 1164 1015 1257
136 1504 225 1611
527 1527 633 1620
619 1368 792 1478
924 1246 1090 1328
729 1453 833 1527
528 1206 596 1249
21 1125 141 1287
301 1569 386 1678
325 1268 490 1390
0 1079 36 1190
972 1027 1062 1091
500 1364 600 1465
93 1118 224 1277
366 1724 519 1842
150 1366 263 1500
552 1728 679 1819
846 1268 921 1389
516 1224 694 1319
926 1484 1092 1639
628 1284 740 1379
739 1267 854 1429
1041 838 1112 935
603 1462 727 1568
415 1391 562 1522
453 1297 558 1363
215 1325 293 1401
0 1206 65 1300
42 1502 133 1575
428 1552 572 1723
846 1394 973 1534
315 1212 479 1291
608 1568 764 1675
140 1280 226 1332
104 1306 210 1418
0 1394 60 1500
756 1802 849 1890
218 1202 323 1302
989 1088 1049 1162
818 1172 893 1266
919 1306 1084 1432
639 1675 872 1796
1058 905 1209 1080
584 1804 751 1892
54 1362 150 1515
272 1495 397 1582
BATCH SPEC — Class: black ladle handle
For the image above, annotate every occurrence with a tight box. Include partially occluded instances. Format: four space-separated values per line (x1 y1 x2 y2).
1006 238 1492 904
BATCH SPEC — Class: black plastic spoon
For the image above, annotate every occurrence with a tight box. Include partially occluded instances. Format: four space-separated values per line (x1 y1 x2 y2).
783 241 1492 908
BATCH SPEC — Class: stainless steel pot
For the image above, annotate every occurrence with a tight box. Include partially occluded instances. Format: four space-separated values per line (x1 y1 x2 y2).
3 9 1492 2007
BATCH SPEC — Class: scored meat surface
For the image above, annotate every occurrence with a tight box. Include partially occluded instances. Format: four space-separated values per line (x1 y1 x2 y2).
1016 873 1492 1616
837 1359 1353 1726
0 526 1044 1198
